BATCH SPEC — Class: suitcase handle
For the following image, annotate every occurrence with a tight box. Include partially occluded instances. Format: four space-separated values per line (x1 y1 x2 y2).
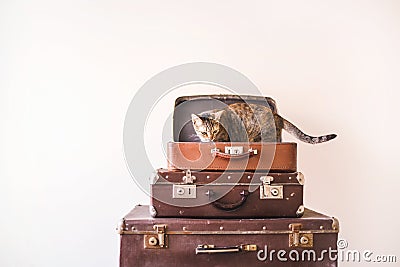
196 244 257 254
207 190 249 211
212 148 257 159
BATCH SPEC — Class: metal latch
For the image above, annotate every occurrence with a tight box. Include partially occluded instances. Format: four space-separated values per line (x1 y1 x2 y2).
289 223 313 248
182 169 196 184
173 184 196 198
173 170 197 199
144 224 168 249
259 176 283 199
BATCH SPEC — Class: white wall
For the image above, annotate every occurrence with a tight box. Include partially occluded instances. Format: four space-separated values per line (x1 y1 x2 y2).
1 1 399 266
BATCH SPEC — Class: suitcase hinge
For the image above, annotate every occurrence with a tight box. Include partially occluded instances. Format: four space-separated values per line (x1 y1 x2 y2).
182 169 196 184
144 224 168 249
289 223 313 248
260 176 283 199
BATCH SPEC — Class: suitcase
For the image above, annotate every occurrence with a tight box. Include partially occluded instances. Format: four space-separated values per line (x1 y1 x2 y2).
150 169 304 218
173 95 278 142
169 95 296 171
167 142 297 172
118 205 339 267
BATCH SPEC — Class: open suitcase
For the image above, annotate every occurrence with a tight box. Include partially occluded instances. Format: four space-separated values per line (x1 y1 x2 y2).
118 205 339 267
150 169 304 218
169 95 296 172
173 95 278 142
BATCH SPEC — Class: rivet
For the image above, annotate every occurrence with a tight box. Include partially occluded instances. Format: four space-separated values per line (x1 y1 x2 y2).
228 176 231 179
320 226 324 230
179 210 184 215
182 227 187 231
289 177 292 179
286 197 290 200
165 175 169 179
290 192 295 197
206 176 210 179
262 226 267 230
220 226 224 230
131 226 136 231
247 176 251 179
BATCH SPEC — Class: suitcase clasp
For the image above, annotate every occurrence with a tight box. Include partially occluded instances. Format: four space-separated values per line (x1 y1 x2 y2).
289 223 313 248
259 176 283 199
182 169 196 184
144 224 168 249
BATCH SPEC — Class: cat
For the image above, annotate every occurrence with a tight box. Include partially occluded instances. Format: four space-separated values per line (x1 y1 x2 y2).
191 103 336 144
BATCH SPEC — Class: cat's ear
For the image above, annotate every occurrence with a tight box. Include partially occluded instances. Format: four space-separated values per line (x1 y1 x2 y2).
213 110 224 121
191 114 202 126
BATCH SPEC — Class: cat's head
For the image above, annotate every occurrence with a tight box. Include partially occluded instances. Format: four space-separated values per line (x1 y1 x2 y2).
191 111 224 142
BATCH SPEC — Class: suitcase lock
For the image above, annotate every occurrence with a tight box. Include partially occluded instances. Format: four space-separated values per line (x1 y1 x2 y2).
144 224 168 249
259 176 283 199
289 223 313 248
172 170 197 199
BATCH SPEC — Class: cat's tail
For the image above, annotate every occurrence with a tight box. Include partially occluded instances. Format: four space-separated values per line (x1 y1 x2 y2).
278 115 337 144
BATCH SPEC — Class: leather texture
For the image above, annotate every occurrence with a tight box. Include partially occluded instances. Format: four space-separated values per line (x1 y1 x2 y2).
119 205 339 267
167 142 297 172
150 169 304 218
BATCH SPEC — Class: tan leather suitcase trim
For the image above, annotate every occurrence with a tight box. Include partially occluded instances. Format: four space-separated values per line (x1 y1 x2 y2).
167 142 297 172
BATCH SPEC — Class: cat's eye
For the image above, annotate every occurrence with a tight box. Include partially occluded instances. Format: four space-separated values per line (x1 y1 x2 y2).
201 132 207 135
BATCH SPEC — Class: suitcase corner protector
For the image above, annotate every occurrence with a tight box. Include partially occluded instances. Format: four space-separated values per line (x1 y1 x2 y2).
332 216 340 231
149 205 157 217
117 218 126 234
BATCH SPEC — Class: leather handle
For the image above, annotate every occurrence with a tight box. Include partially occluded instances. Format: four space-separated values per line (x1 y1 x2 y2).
207 190 249 211
213 149 256 159
196 245 240 254
196 244 257 254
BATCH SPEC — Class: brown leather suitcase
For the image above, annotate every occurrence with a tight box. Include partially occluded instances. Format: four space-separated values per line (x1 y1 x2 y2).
150 169 304 218
118 205 339 267
167 142 297 172
169 95 296 172
173 95 278 142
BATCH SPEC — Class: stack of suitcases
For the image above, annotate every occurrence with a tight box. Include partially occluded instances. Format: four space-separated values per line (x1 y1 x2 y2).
118 95 339 267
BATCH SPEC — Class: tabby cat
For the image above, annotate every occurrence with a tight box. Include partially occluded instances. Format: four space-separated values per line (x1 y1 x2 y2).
191 103 336 144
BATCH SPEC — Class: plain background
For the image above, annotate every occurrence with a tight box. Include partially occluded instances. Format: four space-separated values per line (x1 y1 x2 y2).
1 1 399 266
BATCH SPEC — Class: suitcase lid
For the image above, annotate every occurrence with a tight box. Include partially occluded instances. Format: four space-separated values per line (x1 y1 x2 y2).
175 95 277 112
118 205 339 234
173 95 278 142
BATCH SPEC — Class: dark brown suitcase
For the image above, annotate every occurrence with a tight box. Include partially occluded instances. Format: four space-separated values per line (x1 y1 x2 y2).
167 142 297 172
118 205 339 267
150 169 304 218
173 95 278 142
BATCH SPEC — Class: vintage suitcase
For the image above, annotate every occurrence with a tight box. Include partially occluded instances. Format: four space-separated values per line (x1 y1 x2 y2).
118 205 339 267
167 142 297 172
173 95 278 142
150 169 304 218
169 95 296 172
